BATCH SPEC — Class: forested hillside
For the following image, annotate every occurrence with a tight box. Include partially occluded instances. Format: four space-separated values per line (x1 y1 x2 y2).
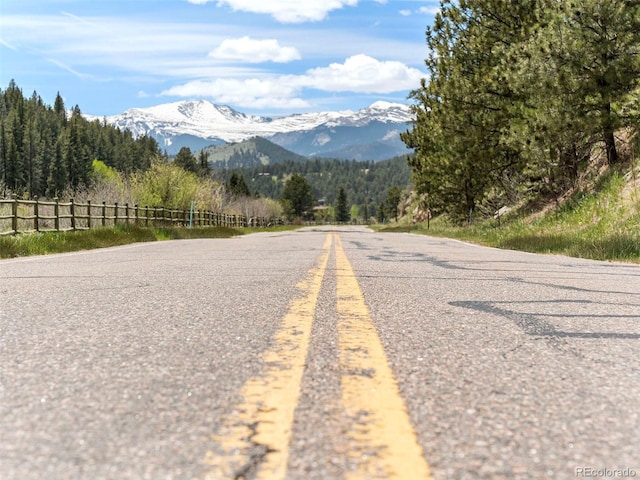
403 0 640 224
202 137 308 169
0 80 162 198
219 155 411 219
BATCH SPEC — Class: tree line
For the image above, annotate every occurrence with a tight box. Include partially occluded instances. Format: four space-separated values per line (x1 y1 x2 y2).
0 80 162 198
219 155 411 221
402 0 640 224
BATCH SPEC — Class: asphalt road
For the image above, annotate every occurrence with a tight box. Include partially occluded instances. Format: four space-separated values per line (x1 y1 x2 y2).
1 226 639 479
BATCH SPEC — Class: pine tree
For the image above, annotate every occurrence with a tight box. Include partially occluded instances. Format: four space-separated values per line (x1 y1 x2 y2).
546 0 640 165
65 108 91 189
53 92 67 126
0 120 7 195
280 173 314 220
174 146 199 174
198 150 211 177
227 172 250 197
403 0 540 222
48 136 67 197
335 186 349 222
385 185 402 222
377 201 386 223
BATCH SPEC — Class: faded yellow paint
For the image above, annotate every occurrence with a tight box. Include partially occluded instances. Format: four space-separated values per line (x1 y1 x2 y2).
334 233 433 480
202 232 432 479
202 233 333 480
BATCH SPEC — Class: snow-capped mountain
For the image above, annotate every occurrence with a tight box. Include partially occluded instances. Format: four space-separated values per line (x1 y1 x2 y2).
89 100 414 160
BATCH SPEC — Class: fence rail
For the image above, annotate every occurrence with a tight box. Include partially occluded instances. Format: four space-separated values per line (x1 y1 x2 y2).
0 196 282 236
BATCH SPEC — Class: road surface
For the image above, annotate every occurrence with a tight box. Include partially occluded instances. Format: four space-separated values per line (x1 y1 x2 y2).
1 226 639 479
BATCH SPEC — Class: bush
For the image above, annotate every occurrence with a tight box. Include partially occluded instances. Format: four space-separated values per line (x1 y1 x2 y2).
131 161 224 211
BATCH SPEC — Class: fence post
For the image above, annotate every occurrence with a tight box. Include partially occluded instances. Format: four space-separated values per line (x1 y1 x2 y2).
135 205 139 226
34 196 40 232
87 200 92 229
102 201 106 226
145 206 149 227
114 202 118 226
70 198 76 231
125 203 129 225
11 194 18 234
54 197 60 232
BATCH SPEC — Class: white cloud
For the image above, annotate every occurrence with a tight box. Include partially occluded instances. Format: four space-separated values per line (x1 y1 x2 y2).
418 6 440 15
161 54 424 108
303 54 424 93
397 5 440 16
46 58 95 80
0 38 18 51
161 77 309 109
197 0 358 23
0 14 257 79
209 37 300 63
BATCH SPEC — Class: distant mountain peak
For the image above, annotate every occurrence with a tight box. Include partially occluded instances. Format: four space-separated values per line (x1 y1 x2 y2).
88 100 414 159
368 100 405 109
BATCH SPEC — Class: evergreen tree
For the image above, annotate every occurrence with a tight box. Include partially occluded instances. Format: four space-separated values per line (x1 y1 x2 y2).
280 173 314 220
0 120 7 195
402 0 541 222
335 186 350 222
377 201 386 223
545 0 640 165
174 146 199 174
65 108 91 189
385 185 402 222
24 117 42 196
198 150 211 177
48 136 67 197
227 172 250 197
53 92 67 127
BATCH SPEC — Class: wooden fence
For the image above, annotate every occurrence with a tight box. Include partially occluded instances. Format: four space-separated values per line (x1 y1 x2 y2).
0 196 282 235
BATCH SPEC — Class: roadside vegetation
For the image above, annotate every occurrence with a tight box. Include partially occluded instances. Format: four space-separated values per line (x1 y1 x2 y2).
0 224 300 259
0 225 237 258
379 159 640 263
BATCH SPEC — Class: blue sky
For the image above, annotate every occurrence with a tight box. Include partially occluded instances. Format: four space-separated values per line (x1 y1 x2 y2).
0 0 438 116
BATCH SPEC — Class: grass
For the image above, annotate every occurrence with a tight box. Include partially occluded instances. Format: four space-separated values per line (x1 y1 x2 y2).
0 225 246 259
0 224 305 259
378 169 640 263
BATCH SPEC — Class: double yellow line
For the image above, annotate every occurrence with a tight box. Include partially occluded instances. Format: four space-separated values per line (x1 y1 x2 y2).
203 233 432 479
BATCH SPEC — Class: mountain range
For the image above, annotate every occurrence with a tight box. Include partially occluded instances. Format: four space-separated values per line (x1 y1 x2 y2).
89 100 415 161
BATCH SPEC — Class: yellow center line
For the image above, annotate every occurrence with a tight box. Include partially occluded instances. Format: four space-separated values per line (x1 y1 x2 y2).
334 233 433 480
202 233 333 480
